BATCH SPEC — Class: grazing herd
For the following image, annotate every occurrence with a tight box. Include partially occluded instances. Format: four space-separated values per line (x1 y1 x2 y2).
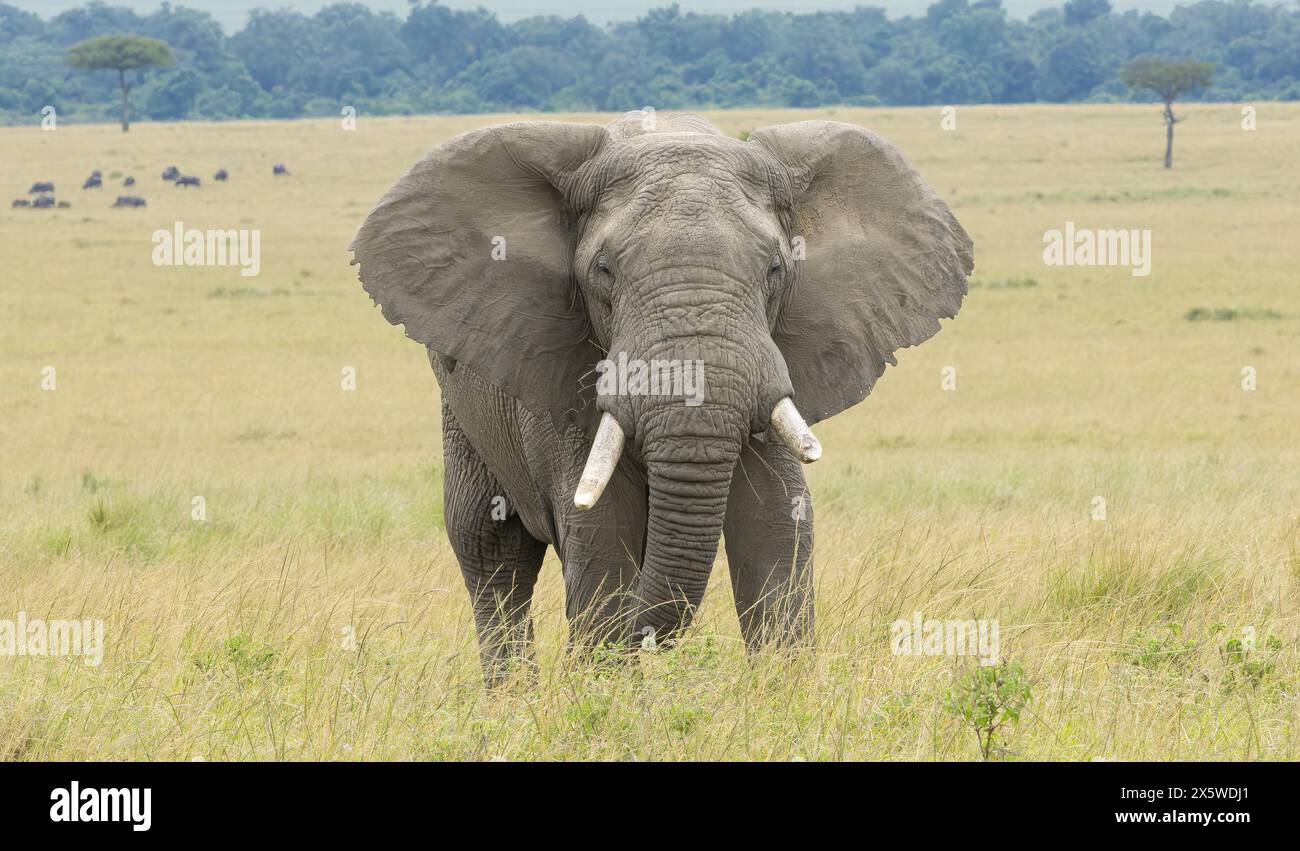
12 196 70 208
11 162 292 211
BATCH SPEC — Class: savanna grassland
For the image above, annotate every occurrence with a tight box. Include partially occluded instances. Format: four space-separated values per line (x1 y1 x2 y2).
0 104 1296 760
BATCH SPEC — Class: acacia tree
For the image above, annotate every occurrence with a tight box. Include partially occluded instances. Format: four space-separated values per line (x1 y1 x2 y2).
1120 57 1214 168
68 35 173 132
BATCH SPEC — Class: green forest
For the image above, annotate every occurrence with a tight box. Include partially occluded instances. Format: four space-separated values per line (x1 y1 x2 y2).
1 0 1297 124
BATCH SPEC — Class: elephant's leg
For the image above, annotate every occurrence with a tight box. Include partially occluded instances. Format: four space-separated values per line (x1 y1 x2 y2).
555 454 646 654
560 524 639 654
723 437 814 651
442 400 547 686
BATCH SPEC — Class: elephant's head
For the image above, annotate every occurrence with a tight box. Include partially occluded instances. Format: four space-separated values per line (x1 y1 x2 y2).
351 112 972 643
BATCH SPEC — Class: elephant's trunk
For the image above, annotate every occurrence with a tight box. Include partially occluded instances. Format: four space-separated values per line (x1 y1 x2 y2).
572 393 820 645
631 402 746 642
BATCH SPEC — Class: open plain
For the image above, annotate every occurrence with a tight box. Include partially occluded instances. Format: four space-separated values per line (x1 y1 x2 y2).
0 103 1296 759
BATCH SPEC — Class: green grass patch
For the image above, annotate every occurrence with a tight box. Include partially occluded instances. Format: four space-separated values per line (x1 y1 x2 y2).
1184 307 1284 322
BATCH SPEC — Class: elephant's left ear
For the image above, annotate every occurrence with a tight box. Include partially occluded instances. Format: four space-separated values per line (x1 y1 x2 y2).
750 121 973 425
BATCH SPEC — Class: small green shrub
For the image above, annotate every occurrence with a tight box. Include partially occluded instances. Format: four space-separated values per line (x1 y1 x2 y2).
1123 623 1199 672
666 704 710 735
82 470 110 493
944 660 1033 760
1220 631 1283 691
192 632 280 675
563 693 612 732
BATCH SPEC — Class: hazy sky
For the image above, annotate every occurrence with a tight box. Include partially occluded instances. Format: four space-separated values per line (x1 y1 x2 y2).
9 0 1188 34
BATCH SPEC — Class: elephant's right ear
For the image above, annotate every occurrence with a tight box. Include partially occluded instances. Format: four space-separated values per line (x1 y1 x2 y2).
350 122 608 431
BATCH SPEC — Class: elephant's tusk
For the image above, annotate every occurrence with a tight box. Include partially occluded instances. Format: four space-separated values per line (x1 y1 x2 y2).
574 413 626 510
769 397 822 463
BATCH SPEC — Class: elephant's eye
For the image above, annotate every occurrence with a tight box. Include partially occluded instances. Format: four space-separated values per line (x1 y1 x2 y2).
767 256 785 281
594 251 613 279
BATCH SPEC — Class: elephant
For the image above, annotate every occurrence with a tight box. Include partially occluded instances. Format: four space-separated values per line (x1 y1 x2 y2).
124 176 136 186
29 181 54 194
162 166 180 181
175 176 201 188
83 173 102 189
113 196 147 208
351 112 972 684
273 163 289 175
214 169 229 181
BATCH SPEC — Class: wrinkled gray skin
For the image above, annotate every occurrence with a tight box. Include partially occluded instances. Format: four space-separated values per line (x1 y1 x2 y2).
351 113 973 684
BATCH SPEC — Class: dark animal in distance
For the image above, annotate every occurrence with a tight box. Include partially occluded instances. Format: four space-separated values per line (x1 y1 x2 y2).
272 163 289 175
29 182 54 193
31 195 55 208
83 174 102 189
113 196 147 208
162 166 180 181
124 176 136 186
57 201 70 208
12 198 30 207
214 169 228 181
175 176 201 188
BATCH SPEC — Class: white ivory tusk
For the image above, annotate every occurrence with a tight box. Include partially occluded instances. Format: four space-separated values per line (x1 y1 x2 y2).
574 413 626 509
769 397 822 463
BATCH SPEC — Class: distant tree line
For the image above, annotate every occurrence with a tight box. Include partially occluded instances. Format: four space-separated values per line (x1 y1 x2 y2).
1 0 1298 124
